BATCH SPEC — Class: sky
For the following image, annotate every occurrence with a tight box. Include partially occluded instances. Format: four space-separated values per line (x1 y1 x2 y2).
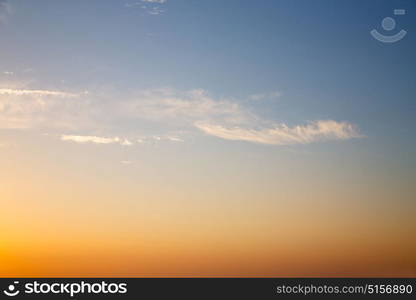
0 0 415 277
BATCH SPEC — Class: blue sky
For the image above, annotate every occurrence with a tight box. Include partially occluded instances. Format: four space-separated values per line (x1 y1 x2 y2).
1 0 415 155
0 0 415 177
1 1 414 126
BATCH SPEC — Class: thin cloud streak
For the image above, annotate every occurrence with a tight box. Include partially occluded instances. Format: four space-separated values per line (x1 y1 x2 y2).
195 120 363 145
125 0 167 15
61 135 132 146
0 88 77 98
142 0 166 3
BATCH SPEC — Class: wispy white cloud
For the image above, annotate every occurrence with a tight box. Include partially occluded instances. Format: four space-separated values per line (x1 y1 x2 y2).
151 135 184 142
125 0 166 15
60 134 183 146
120 88 247 123
0 87 87 129
142 0 167 3
61 135 133 146
0 88 77 97
147 6 164 15
0 84 362 146
165 136 184 142
60 132 187 145
195 120 362 145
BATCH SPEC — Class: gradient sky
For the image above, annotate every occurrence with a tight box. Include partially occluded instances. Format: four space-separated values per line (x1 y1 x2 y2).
0 0 415 277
